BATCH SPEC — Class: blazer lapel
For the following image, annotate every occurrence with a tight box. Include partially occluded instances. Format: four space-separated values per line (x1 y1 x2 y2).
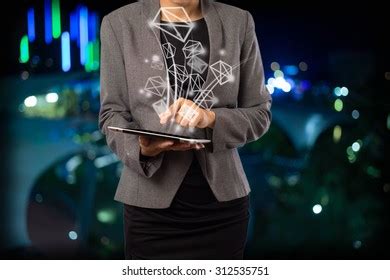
139 0 167 77
201 1 224 91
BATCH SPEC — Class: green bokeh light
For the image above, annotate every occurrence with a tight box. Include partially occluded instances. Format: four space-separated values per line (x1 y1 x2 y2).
20 35 29 63
52 0 62 39
334 98 343 112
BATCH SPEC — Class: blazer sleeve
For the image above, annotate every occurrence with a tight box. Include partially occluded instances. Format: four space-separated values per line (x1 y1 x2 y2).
205 11 272 153
99 15 164 178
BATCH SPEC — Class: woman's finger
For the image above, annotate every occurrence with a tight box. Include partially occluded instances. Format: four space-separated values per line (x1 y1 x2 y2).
188 113 201 128
169 142 192 151
170 98 184 117
160 101 177 123
175 108 184 124
179 112 190 127
160 98 183 124
156 140 174 149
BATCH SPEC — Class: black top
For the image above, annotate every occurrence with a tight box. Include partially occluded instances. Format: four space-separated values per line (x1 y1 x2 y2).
160 18 210 188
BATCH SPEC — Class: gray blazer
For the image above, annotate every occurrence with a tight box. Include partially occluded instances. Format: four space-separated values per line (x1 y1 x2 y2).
99 0 272 208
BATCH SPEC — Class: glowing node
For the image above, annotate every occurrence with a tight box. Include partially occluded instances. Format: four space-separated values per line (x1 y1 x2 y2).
228 74 235 83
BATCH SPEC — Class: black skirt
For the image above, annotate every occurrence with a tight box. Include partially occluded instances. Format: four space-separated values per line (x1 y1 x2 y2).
123 159 250 260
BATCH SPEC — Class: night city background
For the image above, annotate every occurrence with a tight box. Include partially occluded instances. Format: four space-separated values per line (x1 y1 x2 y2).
0 0 389 259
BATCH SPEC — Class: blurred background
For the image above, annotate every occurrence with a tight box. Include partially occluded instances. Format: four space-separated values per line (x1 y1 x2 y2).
0 0 388 259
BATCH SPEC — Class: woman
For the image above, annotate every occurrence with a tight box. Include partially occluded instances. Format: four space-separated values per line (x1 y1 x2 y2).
99 0 272 259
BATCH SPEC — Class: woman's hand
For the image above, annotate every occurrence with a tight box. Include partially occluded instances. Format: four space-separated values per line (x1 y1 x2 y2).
159 98 216 129
139 135 204 157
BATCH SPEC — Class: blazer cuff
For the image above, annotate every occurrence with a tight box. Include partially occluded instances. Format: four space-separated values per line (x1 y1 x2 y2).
124 133 165 178
205 107 234 153
139 151 165 173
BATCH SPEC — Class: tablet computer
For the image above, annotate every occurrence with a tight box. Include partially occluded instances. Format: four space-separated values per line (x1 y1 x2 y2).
107 126 211 144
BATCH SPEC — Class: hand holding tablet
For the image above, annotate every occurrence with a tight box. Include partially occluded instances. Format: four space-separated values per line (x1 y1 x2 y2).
138 136 204 157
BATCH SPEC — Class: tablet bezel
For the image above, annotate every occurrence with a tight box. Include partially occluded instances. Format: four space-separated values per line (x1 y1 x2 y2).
107 126 211 144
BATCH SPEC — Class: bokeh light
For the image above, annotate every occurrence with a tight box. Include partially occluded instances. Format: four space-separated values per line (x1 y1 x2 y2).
334 99 343 112
68 231 78 240
312 204 322 214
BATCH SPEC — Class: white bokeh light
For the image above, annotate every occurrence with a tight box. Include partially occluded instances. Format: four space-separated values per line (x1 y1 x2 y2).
352 142 361 152
312 204 322 214
68 231 78 240
45 92 58 103
24 96 37 107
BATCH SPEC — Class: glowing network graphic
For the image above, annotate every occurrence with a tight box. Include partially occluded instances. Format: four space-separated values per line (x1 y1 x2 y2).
151 7 194 42
144 76 167 97
145 7 235 127
162 42 176 58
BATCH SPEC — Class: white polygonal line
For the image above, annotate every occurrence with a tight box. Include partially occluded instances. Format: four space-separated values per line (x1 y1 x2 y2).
162 42 176 59
187 56 208 74
151 60 164 70
152 99 168 116
182 40 204 59
178 104 199 121
144 76 167 97
168 64 188 83
193 90 216 110
188 74 205 92
209 60 233 85
151 7 194 42
161 7 190 22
